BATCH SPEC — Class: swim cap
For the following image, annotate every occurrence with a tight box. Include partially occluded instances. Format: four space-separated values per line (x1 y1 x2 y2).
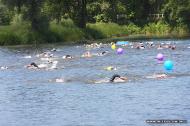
30 62 38 68
110 74 121 82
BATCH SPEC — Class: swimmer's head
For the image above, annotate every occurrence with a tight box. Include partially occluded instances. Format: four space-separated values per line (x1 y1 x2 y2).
30 62 38 68
171 46 176 50
106 66 114 71
63 55 73 59
102 51 107 55
110 74 121 82
66 55 71 58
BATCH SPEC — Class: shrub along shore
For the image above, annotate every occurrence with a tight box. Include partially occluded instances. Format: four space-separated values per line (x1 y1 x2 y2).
0 20 189 46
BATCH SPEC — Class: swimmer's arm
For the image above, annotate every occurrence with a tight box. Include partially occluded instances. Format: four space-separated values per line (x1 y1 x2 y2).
120 77 128 80
94 79 109 84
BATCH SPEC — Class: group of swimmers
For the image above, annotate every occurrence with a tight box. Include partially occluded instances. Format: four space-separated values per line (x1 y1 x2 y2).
1 41 178 83
130 42 176 50
25 49 109 70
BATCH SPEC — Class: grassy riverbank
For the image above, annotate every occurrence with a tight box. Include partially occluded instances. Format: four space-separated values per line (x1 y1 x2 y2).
0 20 189 45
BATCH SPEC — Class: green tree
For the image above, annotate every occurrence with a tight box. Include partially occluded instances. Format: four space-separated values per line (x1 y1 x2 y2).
70 0 87 28
44 0 71 24
0 4 12 25
2 0 48 32
1 0 24 13
163 0 190 25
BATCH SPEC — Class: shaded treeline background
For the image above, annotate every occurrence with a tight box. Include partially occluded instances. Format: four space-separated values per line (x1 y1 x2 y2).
0 0 190 45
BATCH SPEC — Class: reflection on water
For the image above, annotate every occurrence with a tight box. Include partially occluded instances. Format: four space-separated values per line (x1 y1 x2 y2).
0 39 190 126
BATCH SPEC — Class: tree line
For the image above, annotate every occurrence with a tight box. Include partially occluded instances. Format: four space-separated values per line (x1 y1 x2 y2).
0 0 190 33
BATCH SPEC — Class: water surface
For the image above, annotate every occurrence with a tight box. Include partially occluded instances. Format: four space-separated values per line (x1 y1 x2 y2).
0 39 190 126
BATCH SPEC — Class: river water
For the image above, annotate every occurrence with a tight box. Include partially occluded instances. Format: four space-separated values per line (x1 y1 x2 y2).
0 39 190 126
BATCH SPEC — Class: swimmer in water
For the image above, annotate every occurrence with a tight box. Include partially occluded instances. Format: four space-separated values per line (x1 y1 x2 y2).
98 51 108 56
48 78 65 83
162 44 170 49
62 55 74 59
51 48 57 52
49 77 71 83
82 51 92 58
105 66 117 71
109 74 128 83
101 51 107 55
26 62 39 69
157 44 163 50
0 66 8 70
94 74 128 84
147 42 154 48
135 42 145 49
171 45 176 50
26 61 58 70
136 45 145 49
146 73 169 79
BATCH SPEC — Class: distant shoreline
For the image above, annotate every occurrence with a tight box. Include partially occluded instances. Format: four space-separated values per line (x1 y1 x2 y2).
85 34 190 44
1 21 189 46
2 35 190 48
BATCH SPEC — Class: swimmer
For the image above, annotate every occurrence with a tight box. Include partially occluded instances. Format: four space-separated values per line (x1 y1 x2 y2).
146 73 169 79
101 51 107 55
26 62 39 69
94 74 128 84
26 62 49 69
157 44 163 50
147 42 154 48
171 45 176 50
48 78 65 83
140 45 145 49
49 77 71 83
62 55 73 59
110 74 128 83
98 51 108 56
51 48 57 52
162 44 170 49
136 45 145 49
135 42 145 49
110 42 116 46
105 66 117 71
0 66 8 70
81 51 92 58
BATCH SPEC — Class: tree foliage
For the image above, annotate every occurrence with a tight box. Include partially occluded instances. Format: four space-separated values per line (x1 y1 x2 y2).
0 0 189 29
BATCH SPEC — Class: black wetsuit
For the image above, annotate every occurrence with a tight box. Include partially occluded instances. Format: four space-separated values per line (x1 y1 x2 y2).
65 55 72 58
31 62 38 68
102 51 106 55
110 74 121 82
